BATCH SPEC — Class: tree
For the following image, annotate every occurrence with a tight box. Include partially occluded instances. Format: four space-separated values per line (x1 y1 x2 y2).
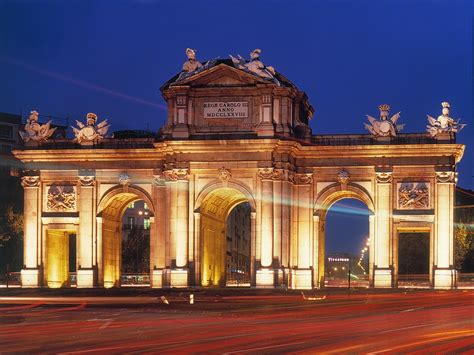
454 224 474 272
0 206 23 275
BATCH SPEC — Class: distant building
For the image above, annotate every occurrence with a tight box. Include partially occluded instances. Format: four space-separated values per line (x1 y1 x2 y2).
226 202 251 285
326 253 360 278
122 200 151 241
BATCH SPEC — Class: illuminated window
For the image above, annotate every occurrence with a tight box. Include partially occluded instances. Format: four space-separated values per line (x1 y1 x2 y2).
144 203 148 210
127 217 134 228
144 218 150 230
128 202 135 209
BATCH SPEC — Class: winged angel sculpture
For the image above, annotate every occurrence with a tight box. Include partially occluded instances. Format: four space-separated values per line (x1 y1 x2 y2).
19 110 56 143
364 104 404 137
426 102 465 137
72 112 110 143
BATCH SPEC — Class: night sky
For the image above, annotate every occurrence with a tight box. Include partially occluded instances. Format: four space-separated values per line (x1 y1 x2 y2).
1 0 472 255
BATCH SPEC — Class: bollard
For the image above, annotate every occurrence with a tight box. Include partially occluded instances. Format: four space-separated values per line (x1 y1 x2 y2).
190 294 194 305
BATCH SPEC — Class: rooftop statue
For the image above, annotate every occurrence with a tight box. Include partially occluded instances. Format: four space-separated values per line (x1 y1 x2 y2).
72 112 110 143
182 48 203 73
426 102 466 137
364 104 404 137
19 110 57 143
230 49 279 85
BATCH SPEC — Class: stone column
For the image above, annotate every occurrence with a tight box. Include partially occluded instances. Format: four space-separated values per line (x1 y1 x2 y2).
312 214 321 288
21 174 41 287
250 211 257 286
373 171 393 287
77 173 95 287
96 216 103 285
433 170 456 289
291 173 313 290
368 214 375 287
151 174 166 288
281 171 291 286
256 168 275 287
164 168 190 287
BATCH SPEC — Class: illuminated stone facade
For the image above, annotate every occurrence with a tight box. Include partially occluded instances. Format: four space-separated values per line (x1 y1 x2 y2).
14 58 464 289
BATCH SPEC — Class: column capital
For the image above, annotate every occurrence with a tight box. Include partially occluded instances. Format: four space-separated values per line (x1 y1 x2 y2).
375 171 393 183
289 172 312 185
163 168 189 181
435 171 457 183
21 175 40 188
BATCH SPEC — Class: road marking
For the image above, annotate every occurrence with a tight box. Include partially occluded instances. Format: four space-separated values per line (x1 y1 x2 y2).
400 307 424 313
378 322 437 334
224 341 307 354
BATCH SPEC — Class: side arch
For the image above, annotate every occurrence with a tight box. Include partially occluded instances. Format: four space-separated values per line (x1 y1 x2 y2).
194 179 256 213
314 183 374 217
97 185 155 218
313 182 375 288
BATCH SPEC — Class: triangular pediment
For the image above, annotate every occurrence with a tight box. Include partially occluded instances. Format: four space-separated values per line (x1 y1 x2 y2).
171 63 272 87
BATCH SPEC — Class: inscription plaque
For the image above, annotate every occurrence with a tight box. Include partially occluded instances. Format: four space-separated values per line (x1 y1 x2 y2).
203 102 248 118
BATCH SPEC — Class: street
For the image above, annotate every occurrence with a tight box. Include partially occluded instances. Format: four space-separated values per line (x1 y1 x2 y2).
0 290 473 353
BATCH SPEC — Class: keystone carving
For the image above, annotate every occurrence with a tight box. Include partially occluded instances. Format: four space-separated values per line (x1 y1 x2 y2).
118 173 131 186
218 167 232 182
337 169 350 185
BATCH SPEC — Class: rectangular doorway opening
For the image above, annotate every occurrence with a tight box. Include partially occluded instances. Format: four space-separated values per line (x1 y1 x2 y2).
398 232 430 288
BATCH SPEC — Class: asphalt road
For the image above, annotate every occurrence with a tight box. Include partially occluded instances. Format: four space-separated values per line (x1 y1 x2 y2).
0 290 473 353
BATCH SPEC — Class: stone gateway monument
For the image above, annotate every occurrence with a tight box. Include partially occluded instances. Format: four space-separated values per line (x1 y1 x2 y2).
14 49 464 290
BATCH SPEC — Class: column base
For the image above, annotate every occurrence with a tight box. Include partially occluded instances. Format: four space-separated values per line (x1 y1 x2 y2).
433 268 456 289
170 268 188 288
290 268 312 289
21 268 40 288
151 269 165 288
76 269 94 288
373 268 393 288
256 268 274 288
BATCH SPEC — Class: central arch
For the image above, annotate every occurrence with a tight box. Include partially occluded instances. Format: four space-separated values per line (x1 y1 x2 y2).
314 184 375 288
198 186 254 287
97 186 154 288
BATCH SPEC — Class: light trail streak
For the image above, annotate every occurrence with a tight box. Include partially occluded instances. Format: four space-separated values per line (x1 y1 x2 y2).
0 55 167 110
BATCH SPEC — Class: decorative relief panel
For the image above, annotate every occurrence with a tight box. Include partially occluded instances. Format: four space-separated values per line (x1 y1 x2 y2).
46 185 76 212
397 182 430 209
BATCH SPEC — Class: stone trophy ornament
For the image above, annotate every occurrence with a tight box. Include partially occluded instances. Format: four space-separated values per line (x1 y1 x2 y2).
72 113 110 144
230 49 279 85
398 183 429 209
364 104 404 137
19 110 57 143
426 102 466 137
47 185 76 212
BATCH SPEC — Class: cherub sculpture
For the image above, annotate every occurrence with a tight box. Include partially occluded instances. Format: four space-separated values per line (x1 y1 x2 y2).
72 112 110 143
364 104 404 137
230 49 279 84
426 102 465 137
19 110 56 143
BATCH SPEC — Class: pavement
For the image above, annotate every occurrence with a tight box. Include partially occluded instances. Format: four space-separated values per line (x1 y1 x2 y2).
0 288 473 353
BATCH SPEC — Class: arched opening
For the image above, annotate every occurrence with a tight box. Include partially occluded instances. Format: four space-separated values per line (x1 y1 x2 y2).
199 187 252 287
324 199 371 288
315 186 374 288
98 188 154 288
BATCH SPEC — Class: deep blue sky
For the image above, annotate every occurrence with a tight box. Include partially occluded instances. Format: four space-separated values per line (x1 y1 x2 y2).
0 1 472 254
